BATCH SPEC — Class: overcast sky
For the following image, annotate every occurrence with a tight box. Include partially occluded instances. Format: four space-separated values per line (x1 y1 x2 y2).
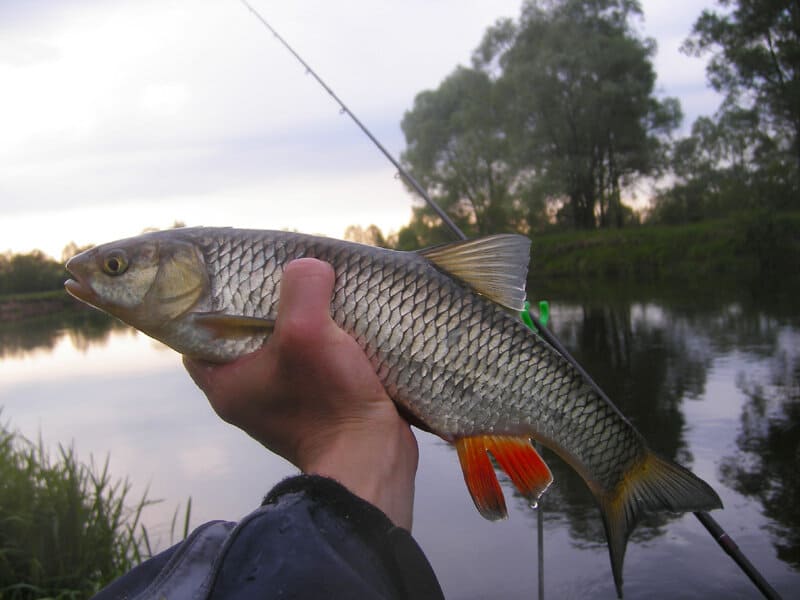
0 0 722 259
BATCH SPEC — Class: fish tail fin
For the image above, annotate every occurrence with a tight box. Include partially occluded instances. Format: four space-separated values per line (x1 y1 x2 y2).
598 451 723 598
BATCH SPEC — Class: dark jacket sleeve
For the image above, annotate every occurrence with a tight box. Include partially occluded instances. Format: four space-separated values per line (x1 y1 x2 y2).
93 475 444 600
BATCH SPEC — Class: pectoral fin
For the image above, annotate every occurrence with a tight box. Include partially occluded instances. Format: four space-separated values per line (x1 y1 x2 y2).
194 313 275 338
455 435 553 520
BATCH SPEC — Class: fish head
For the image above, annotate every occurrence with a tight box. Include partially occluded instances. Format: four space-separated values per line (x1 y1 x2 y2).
65 233 209 332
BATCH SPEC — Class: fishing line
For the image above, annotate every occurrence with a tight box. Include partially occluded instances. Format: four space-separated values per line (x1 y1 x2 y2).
238 0 465 241
238 3 781 598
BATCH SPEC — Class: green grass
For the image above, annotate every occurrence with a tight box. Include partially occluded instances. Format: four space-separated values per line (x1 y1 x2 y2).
0 416 154 599
530 211 800 285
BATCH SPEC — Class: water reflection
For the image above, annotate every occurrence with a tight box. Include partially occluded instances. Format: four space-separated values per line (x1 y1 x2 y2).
1 288 798 597
721 335 800 568
530 301 711 550
0 307 125 359
504 293 800 581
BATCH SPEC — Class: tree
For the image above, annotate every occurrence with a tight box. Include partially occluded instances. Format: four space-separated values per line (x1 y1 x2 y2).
400 67 525 240
652 110 761 223
61 242 94 263
652 104 798 224
483 0 681 229
683 0 800 171
399 0 680 236
343 224 389 248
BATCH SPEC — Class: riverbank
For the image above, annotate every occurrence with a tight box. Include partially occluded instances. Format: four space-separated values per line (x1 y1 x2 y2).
0 290 79 321
530 212 800 285
3 213 798 320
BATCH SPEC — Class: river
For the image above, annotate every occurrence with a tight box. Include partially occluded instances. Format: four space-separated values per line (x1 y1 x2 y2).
0 284 797 599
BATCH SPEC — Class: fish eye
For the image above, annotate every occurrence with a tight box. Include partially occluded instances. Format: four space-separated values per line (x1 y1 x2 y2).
102 250 129 276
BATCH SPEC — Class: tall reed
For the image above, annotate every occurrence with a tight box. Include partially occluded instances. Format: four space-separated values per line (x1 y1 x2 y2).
0 417 153 599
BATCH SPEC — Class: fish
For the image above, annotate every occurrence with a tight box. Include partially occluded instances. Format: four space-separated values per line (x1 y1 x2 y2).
64 226 722 596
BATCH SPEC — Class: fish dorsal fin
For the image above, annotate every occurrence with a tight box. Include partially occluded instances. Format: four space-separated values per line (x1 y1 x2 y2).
418 234 531 311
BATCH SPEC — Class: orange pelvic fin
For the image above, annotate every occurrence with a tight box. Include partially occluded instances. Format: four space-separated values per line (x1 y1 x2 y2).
455 435 553 520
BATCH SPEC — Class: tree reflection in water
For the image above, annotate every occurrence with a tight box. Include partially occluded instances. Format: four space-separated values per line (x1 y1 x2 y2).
721 343 800 568
3 288 799 583
504 293 799 572
525 300 712 548
0 308 127 358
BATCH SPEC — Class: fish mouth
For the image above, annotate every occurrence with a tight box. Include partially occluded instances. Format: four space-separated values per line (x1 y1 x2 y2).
64 277 96 304
64 259 98 305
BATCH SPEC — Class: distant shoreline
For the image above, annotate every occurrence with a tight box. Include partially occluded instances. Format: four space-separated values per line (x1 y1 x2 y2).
2 213 797 321
530 212 800 285
0 291 85 322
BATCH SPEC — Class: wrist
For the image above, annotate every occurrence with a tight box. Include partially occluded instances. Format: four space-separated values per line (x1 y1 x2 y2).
296 414 418 530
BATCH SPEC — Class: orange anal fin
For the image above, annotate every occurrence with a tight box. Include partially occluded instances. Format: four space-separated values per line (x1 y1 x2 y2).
485 436 553 507
455 436 507 520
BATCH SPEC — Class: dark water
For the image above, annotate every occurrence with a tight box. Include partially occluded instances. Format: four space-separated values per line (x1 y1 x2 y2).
0 286 798 599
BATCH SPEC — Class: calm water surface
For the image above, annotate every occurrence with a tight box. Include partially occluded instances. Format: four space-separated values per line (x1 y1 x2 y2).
0 287 798 599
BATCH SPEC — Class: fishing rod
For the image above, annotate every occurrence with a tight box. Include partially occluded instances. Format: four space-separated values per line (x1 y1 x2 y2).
238 3 781 599
239 0 464 241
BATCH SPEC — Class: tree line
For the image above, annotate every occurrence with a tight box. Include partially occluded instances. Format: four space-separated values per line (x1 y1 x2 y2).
0 243 97 297
0 226 183 298
0 251 67 296
392 0 799 249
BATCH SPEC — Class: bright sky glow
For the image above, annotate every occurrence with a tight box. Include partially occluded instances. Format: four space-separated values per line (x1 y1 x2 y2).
0 0 722 259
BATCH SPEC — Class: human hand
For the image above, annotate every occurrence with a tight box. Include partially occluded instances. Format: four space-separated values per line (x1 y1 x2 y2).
183 258 419 529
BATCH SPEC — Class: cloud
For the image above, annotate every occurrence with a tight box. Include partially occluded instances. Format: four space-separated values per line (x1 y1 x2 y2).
0 0 725 257
0 36 60 66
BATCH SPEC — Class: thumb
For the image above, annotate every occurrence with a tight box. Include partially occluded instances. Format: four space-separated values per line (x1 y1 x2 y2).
274 258 337 347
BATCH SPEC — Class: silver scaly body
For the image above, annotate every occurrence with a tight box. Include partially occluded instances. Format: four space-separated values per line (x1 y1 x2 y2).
172 227 643 492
